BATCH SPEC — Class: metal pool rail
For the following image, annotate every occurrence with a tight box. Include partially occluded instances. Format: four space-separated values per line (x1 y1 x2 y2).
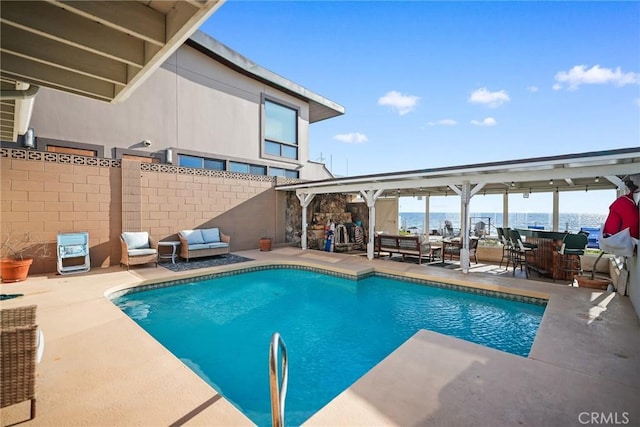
269 332 288 427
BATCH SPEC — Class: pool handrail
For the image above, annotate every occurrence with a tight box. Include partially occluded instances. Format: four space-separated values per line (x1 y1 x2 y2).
269 332 288 427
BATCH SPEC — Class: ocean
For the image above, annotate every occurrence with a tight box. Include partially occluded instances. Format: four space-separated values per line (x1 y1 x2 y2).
399 212 606 235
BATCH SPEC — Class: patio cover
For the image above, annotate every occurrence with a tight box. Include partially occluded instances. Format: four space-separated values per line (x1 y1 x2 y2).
0 0 225 142
276 147 640 273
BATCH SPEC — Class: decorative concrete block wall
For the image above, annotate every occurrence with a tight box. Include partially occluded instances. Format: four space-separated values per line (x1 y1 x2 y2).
1 148 297 275
1 148 121 274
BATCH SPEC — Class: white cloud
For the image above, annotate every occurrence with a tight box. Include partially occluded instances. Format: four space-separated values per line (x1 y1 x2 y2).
554 65 640 90
378 90 420 115
527 85 539 93
427 119 457 127
333 132 368 144
468 88 510 108
471 117 497 127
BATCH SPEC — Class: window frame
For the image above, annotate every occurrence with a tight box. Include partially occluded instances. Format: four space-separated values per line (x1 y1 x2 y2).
229 161 267 176
32 137 105 157
177 154 225 171
261 95 301 165
115 147 162 163
269 167 299 179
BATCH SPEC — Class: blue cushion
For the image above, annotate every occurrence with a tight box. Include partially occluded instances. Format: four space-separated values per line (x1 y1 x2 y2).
201 228 221 243
187 243 210 251
207 242 229 249
179 230 204 245
122 232 150 249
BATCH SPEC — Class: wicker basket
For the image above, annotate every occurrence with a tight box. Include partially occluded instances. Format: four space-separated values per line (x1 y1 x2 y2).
0 304 38 421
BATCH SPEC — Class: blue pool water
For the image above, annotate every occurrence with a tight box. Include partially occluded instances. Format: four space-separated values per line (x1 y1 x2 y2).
113 268 545 426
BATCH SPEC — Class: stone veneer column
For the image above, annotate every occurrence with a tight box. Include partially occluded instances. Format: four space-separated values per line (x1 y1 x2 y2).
121 159 142 232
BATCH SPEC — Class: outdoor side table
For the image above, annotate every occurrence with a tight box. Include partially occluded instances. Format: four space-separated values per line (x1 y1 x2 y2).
158 241 180 264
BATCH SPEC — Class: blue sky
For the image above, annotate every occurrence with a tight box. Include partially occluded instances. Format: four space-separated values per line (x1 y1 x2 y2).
200 1 639 214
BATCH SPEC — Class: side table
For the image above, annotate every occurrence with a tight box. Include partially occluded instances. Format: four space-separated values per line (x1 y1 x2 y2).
158 241 180 264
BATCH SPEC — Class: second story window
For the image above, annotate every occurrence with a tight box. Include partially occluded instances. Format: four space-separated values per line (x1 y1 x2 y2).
264 99 298 160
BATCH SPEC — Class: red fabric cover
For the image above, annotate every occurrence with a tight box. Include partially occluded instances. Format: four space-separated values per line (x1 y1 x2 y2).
603 192 639 239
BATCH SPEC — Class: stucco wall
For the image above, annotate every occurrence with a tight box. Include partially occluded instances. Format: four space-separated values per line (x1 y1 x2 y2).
28 44 323 179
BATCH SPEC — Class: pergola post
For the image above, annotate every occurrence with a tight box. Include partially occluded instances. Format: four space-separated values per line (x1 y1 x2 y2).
460 181 471 273
360 189 384 260
424 194 430 236
296 192 315 250
503 192 509 228
552 190 560 231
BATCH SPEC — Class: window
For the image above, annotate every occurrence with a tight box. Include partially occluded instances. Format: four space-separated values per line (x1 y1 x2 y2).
229 161 266 176
47 145 96 157
269 167 299 179
264 99 298 160
204 158 224 170
122 154 160 163
177 154 269 176
178 155 201 168
178 155 224 170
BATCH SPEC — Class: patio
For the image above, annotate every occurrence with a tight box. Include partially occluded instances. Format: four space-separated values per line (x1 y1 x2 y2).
1 248 639 426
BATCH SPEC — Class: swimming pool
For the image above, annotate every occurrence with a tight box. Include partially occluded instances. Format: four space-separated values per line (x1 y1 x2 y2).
113 266 546 426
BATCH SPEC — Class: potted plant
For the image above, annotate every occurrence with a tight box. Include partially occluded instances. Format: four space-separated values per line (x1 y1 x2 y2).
1 231 51 283
259 231 273 252
574 251 611 290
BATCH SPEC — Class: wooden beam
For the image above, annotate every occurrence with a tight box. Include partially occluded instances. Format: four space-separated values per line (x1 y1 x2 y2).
184 0 207 8
1 25 130 85
50 0 166 46
114 0 223 102
1 53 116 101
165 1 200 41
1 1 144 66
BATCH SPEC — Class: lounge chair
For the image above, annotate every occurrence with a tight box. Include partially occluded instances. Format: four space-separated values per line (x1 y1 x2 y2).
120 232 158 270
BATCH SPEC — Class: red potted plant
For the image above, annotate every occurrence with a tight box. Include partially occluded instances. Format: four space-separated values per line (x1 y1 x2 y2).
1 231 51 283
259 230 273 252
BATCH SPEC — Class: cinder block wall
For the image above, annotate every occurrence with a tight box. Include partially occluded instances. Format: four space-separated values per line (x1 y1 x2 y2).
1 148 296 276
137 162 279 251
1 151 121 274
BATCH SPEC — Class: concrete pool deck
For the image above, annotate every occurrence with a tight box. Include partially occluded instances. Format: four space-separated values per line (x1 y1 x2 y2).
1 248 639 427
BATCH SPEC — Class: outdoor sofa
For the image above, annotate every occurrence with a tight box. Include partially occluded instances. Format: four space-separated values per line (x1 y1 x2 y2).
375 234 436 264
178 228 230 261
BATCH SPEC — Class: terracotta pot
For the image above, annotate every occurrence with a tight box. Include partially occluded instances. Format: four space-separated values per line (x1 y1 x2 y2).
575 275 610 290
1 257 34 283
259 238 272 252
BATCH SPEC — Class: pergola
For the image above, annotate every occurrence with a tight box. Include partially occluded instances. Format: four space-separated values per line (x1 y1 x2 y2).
276 147 640 273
